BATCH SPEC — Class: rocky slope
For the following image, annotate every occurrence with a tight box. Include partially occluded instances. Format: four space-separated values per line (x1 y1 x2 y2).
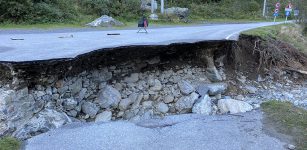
0 36 306 140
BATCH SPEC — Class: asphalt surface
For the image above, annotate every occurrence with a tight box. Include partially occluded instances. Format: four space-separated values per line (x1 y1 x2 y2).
24 111 287 150
0 22 282 62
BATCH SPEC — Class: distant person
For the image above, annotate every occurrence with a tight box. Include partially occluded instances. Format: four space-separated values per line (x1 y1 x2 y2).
137 16 149 33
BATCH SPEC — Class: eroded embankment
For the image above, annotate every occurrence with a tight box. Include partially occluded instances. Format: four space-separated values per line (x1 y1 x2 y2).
0 35 306 140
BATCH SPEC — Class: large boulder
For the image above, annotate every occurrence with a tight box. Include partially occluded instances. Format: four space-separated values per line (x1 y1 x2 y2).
98 85 121 108
197 83 228 96
13 109 71 140
218 99 253 114
192 95 212 115
175 92 199 113
0 88 35 137
95 111 112 122
178 80 195 95
86 15 124 27
81 102 99 118
165 7 189 20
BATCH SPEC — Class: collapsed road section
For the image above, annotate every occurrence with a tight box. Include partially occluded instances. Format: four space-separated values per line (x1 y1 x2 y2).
0 23 306 140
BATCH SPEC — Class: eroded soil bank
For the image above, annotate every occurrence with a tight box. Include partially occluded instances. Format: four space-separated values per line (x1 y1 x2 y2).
0 35 306 140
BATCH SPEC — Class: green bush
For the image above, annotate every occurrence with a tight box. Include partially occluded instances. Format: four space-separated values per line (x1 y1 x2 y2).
0 0 268 24
79 0 110 16
0 0 33 23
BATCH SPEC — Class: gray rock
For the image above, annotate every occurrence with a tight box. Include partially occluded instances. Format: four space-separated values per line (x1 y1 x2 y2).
218 99 253 114
124 73 139 83
192 95 212 115
95 111 112 122
52 94 60 100
245 86 258 94
235 95 245 101
66 110 78 117
178 80 195 95
119 98 133 110
78 88 87 100
34 91 45 99
165 7 189 20
156 102 169 114
58 86 68 95
91 69 112 83
197 83 228 96
150 79 162 91
175 92 199 113
142 101 153 109
45 87 53 95
164 95 174 104
33 99 45 113
81 102 99 118
69 79 82 96
13 109 71 140
63 98 78 110
86 15 124 27
98 85 121 108
131 93 143 110
237 75 247 84
206 67 223 82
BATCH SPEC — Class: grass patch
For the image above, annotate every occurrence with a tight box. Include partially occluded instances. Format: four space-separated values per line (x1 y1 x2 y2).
0 137 21 150
261 101 307 150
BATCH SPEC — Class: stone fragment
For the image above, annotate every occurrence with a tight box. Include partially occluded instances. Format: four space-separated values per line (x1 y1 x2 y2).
178 80 195 95
98 85 121 108
150 79 162 91
218 99 253 114
13 109 71 140
197 83 228 96
66 110 78 117
245 86 258 94
81 102 99 118
78 88 87 100
206 67 223 82
63 98 78 110
142 101 153 109
119 98 133 110
45 87 53 95
164 95 174 104
192 95 212 115
34 91 45 99
69 78 82 96
156 102 169 114
175 92 199 113
124 73 139 83
95 111 112 122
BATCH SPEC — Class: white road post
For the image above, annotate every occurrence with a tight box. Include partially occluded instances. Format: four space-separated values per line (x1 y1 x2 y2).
161 0 164 14
263 0 267 17
151 0 155 14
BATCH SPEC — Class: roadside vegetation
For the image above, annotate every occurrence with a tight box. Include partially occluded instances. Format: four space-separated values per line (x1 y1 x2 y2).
242 24 307 53
0 0 306 33
261 101 307 150
0 0 262 24
0 137 21 150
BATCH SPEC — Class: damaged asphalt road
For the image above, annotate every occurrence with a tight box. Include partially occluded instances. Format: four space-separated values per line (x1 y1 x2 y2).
24 110 287 150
